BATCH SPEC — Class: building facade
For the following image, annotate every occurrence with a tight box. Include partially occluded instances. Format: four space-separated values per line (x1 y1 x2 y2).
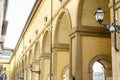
8 0 120 80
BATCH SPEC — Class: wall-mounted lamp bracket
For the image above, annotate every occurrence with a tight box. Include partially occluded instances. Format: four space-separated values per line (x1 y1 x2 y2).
100 24 120 33
29 64 41 74
100 24 120 52
94 8 119 52
31 69 41 74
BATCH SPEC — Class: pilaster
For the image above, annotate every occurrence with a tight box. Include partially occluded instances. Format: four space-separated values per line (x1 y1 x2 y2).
70 26 110 80
70 31 82 80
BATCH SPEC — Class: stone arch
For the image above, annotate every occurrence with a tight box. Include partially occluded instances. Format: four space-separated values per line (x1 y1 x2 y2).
77 0 84 26
42 30 50 55
78 0 110 27
28 50 33 65
54 8 72 44
88 55 112 80
34 41 40 60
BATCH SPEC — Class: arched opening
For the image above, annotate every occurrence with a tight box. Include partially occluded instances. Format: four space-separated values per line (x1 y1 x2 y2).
55 12 70 44
43 31 50 54
93 61 105 80
88 55 112 80
34 41 40 60
54 9 71 80
62 66 70 80
62 69 69 80
41 30 50 80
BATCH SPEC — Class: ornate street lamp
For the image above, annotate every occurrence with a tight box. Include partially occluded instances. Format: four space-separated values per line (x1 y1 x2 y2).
94 8 105 24
94 8 119 32
94 7 120 51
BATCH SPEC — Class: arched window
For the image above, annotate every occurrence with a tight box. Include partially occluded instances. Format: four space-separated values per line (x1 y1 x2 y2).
62 67 69 80
93 61 105 80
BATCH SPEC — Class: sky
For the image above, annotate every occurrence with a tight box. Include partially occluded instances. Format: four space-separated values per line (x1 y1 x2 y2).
93 62 104 72
4 0 36 49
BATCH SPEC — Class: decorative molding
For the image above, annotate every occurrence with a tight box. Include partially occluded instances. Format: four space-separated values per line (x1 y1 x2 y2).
39 55 50 59
70 26 110 37
53 43 69 51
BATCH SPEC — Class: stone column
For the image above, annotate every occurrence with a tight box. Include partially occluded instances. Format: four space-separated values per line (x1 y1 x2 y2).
70 32 82 80
31 60 40 80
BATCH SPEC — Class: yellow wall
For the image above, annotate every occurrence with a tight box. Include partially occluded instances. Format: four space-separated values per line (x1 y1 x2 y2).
57 51 69 80
82 36 111 80
43 59 50 80
81 0 110 27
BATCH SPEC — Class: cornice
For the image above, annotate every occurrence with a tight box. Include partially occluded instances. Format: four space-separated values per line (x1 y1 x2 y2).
53 43 69 51
70 26 111 37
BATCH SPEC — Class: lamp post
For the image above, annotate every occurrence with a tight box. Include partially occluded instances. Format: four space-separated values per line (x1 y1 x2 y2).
94 6 120 51
50 0 53 80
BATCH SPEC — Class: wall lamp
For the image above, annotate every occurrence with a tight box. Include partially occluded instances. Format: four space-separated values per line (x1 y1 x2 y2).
29 64 41 74
94 7 120 52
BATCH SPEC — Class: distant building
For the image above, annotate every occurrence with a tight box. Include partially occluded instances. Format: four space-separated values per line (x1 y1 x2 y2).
0 0 8 51
93 72 105 80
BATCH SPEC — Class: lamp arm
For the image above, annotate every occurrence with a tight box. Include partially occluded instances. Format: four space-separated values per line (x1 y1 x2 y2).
100 24 119 52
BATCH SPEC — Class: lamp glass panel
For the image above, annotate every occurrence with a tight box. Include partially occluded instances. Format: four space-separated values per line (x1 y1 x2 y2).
95 13 104 21
95 8 105 22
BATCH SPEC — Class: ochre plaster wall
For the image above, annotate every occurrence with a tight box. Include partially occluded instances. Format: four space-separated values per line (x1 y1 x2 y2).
56 51 69 80
82 36 111 80
43 59 50 80
81 0 110 27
